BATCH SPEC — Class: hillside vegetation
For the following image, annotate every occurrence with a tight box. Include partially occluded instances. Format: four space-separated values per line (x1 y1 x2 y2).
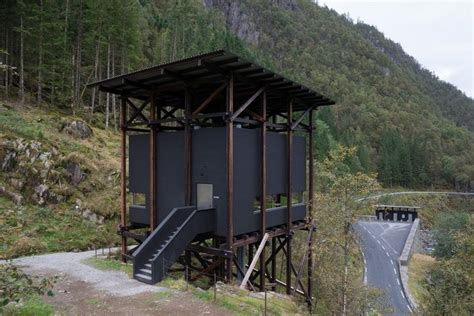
1 0 473 190
0 102 120 258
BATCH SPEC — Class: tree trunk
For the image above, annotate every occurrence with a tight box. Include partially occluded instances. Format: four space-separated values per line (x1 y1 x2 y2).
112 46 117 130
19 14 24 104
62 0 69 96
4 28 9 98
73 0 84 111
342 225 349 316
37 0 43 105
91 33 101 115
342 188 349 316
105 39 111 129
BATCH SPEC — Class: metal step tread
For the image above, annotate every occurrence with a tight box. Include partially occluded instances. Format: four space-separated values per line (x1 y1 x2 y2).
139 268 151 275
135 273 151 281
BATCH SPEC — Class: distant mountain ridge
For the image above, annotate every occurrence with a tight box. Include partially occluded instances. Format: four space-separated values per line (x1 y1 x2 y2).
202 0 474 189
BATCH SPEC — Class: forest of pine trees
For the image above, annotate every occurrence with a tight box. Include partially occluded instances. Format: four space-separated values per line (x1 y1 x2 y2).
1 0 473 190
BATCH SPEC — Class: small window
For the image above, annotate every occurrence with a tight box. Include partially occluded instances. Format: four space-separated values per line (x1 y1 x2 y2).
253 195 277 211
132 193 146 206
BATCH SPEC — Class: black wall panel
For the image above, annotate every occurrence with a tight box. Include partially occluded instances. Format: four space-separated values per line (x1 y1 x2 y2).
128 127 306 236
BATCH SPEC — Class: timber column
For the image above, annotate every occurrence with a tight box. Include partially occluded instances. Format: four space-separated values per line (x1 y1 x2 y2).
120 96 127 262
286 99 293 295
149 92 157 231
226 74 234 281
308 108 315 304
259 91 267 291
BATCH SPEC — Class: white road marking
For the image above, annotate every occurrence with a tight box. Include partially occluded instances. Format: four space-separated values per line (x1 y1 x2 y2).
397 279 400 286
381 245 386 251
407 304 413 313
385 251 390 257
393 267 397 274
400 290 406 299
391 259 395 266
377 240 381 245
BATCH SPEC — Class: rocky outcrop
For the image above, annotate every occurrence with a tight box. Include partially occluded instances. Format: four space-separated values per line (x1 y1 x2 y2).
75 199 105 224
203 0 260 45
0 186 23 205
202 0 299 46
65 161 87 185
61 120 93 139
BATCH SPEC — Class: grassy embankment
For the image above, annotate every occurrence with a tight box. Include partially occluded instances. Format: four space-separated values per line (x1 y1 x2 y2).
0 102 122 259
407 253 435 307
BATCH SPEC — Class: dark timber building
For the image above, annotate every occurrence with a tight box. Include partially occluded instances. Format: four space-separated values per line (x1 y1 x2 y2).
89 50 335 303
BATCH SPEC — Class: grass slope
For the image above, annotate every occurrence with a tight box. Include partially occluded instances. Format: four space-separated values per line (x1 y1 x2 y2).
0 102 121 259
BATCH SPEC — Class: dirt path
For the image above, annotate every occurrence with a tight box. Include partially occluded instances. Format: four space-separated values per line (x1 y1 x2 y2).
9 250 231 315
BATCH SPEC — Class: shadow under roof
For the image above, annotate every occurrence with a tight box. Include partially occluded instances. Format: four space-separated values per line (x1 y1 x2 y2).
88 50 335 114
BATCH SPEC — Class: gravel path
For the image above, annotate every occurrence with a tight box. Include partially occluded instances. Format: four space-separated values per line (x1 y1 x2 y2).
8 249 164 297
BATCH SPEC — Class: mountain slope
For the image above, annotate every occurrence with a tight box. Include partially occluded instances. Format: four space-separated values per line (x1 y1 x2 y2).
201 0 474 189
1 0 473 189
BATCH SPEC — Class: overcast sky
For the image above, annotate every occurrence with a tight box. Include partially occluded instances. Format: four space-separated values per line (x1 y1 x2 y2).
319 0 473 98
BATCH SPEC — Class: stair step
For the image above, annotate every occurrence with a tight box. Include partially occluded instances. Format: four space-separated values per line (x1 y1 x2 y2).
139 268 151 275
135 273 151 281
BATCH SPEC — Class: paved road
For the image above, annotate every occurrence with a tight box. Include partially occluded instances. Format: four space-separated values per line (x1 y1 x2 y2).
354 221 413 315
358 191 474 201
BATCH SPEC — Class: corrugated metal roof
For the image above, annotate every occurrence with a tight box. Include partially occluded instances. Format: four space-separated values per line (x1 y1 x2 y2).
88 49 335 113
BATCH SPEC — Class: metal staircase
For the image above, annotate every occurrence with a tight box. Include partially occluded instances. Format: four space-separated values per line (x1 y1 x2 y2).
132 206 214 284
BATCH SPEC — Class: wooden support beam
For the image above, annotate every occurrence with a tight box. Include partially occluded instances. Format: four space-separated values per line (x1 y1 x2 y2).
233 256 257 292
308 109 315 304
191 258 224 282
293 229 313 295
286 99 293 295
126 99 149 123
226 74 234 282
186 244 233 258
149 92 157 231
271 237 277 291
250 236 287 283
281 243 309 299
124 78 151 90
162 106 179 119
240 233 269 290
192 81 227 117
244 108 264 122
291 106 314 130
230 86 265 121
259 91 267 291
120 96 128 262
184 89 192 205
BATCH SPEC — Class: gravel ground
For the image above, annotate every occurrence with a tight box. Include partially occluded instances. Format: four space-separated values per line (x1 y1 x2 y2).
7 249 164 297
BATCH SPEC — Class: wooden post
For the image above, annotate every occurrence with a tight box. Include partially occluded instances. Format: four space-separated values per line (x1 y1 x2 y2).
308 109 314 302
286 99 293 295
240 233 269 289
226 74 234 281
271 237 276 291
259 91 267 291
149 92 157 231
120 96 127 262
184 88 192 205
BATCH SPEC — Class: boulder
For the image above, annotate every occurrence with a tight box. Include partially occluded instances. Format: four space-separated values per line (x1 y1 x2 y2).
0 186 23 205
61 120 93 139
32 184 49 205
65 162 86 185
